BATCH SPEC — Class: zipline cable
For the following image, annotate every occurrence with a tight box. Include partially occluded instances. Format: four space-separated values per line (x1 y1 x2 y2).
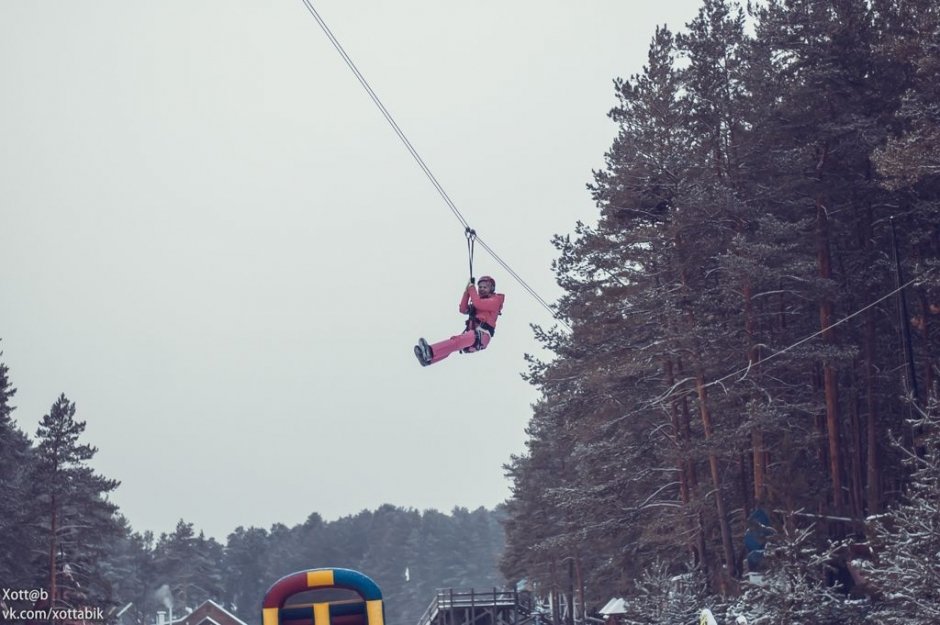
299 0 571 332
476 236 560 320
299 0 470 231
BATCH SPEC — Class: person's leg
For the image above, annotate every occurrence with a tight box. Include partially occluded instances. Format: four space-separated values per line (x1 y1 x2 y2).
429 330 492 363
460 329 492 354
427 330 478 364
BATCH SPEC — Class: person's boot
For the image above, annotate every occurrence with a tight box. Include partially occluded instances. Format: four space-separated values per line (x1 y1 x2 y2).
418 338 433 362
414 345 429 366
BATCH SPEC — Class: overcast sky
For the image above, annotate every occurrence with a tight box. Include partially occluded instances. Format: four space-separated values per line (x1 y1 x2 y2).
1 1 704 541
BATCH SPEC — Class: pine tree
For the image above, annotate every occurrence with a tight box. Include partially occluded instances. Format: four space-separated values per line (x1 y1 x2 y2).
152 520 224 610
501 394 582 618
30 393 121 609
359 505 422 625
0 350 35 587
505 0 939 605
873 2 940 189
727 522 868 624
619 561 713 625
223 526 271 618
863 400 940 624
100 520 158 625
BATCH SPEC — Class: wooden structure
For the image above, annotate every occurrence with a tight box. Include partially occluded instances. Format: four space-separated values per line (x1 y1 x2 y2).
416 589 546 625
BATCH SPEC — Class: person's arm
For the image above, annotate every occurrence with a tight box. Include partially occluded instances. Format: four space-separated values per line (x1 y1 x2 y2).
469 289 504 313
458 284 472 313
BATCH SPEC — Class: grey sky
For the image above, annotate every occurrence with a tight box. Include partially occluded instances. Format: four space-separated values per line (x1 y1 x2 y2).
1 1 703 541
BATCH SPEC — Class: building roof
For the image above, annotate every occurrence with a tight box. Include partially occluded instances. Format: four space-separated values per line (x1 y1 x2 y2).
177 600 249 625
598 598 627 616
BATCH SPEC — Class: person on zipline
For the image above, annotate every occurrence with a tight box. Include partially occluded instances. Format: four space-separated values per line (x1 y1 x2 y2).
414 275 505 366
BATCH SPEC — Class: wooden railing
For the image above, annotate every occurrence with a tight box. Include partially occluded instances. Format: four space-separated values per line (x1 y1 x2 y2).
416 589 533 625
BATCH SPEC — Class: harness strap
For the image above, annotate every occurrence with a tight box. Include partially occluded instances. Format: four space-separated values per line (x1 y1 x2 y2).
464 317 495 337
463 226 493 352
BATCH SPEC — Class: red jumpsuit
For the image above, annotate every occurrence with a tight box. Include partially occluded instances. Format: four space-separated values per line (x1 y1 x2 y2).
427 285 505 364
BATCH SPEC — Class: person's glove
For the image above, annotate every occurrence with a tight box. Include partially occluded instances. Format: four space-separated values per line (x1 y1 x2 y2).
467 277 475 289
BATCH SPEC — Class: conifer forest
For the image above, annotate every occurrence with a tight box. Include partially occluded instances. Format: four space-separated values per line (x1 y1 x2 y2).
501 0 940 623
2 1 940 625
0 386 506 625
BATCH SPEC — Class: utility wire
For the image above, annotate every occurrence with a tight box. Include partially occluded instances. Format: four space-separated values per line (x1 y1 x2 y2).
300 1 570 331
689 267 936 399
594 267 936 432
701 270 932 393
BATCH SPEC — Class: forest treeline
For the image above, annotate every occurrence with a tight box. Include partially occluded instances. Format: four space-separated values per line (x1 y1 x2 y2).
4 1 940 624
0 358 505 625
500 0 939 623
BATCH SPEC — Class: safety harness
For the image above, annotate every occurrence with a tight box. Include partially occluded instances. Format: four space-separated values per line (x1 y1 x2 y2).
462 227 494 352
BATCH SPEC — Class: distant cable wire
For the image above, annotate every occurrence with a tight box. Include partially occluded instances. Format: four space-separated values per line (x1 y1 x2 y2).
651 271 933 405
299 0 570 331
597 267 937 429
699 269 934 395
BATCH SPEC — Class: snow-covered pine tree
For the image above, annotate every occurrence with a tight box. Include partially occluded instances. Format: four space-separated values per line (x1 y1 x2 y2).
620 560 714 625
727 521 867 625
30 393 122 608
861 398 940 625
0 351 36 588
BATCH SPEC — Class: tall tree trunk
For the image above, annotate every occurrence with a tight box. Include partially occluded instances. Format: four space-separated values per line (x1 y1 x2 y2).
48 494 57 616
575 554 585 625
916 288 934 397
817 199 844 513
694 375 738 578
739 452 753 518
752 431 766 502
813 366 832 522
743 282 767 503
678 359 709 573
861 194 881 514
847 386 864 521
671 259 708 570
665 357 704 565
666 358 692 506
864 309 881 513
549 560 560 625
566 558 575 625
